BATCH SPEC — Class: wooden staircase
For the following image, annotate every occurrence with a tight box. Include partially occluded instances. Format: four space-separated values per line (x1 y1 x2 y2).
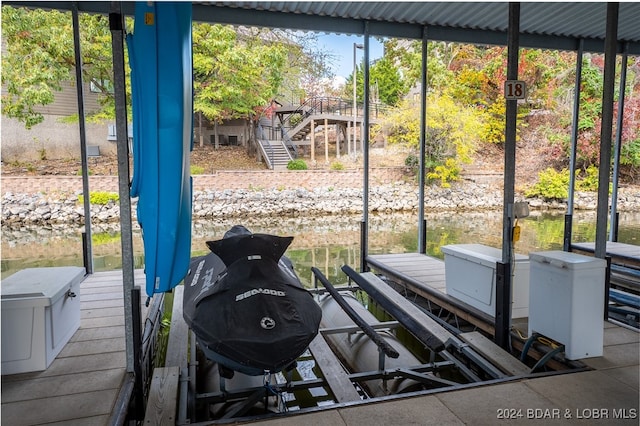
258 140 292 170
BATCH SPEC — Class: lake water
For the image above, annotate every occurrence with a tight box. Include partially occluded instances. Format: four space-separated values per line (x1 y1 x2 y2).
2 209 639 285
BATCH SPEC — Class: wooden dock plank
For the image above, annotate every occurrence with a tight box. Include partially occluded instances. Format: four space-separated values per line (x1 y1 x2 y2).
375 255 441 264
80 292 124 302
1 389 119 425
81 299 127 310
80 285 126 295
81 306 124 319
378 258 442 271
405 271 445 280
367 254 447 292
0 352 128 384
71 325 124 342
79 315 126 329
459 331 530 376
1 369 125 403
308 333 361 403
381 265 443 274
165 285 189 369
144 366 180 425
59 337 125 357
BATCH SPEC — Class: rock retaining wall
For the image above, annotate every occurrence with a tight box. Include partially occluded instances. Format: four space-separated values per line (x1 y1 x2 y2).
2 170 639 225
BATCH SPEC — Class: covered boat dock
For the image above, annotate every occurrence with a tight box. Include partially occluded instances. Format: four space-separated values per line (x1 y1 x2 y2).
2 1 639 424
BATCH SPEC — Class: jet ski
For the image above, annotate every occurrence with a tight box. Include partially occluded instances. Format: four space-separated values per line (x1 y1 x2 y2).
183 225 322 376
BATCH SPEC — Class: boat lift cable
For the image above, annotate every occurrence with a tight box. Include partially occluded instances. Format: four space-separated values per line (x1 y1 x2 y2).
311 267 400 359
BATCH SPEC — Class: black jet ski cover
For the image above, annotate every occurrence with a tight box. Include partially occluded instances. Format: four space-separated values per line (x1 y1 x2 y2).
183 226 322 375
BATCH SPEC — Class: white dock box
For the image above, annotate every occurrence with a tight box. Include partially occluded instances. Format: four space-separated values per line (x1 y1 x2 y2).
528 251 606 360
1 267 84 375
442 244 530 318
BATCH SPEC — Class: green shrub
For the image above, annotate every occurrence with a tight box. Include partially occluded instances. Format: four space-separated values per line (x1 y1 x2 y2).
404 153 419 171
525 168 569 200
190 165 205 175
575 165 612 193
621 140 640 167
287 159 308 170
91 231 120 245
527 166 614 200
426 158 460 188
330 161 344 171
575 165 599 191
78 191 119 205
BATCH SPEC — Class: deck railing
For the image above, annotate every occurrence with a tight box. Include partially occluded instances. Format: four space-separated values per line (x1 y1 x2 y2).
279 96 387 129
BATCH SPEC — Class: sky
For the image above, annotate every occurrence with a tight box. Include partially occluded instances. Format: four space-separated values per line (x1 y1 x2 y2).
315 33 385 79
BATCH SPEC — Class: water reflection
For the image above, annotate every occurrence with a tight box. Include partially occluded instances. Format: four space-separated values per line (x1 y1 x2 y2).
2 210 639 285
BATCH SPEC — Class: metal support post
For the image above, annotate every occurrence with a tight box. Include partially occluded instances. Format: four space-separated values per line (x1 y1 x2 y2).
610 45 628 242
72 4 93 274
565 39 584 249
418 27 428 254
604 256 611 320
563 214 573 252
360 22 371 273
495 261 511 350
109 2 136 373
499 3 520 348
131 287 145 419
595 3 619 259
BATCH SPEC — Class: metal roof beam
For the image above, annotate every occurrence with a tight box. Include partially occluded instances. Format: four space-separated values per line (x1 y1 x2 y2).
4 1 639 54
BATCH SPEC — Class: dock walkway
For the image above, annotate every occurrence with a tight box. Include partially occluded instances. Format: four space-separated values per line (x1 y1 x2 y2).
572 241 640 269
1 270 148 425
366 252 496 334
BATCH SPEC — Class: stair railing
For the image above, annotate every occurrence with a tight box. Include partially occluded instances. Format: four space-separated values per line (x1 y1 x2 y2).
256 123 275 169
280 125 299 159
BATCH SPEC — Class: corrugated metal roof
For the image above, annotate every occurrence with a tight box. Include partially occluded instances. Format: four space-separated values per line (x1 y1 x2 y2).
5 1 640 53
205 2 640 53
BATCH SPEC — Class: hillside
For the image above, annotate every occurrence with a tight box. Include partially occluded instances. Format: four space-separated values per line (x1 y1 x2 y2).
0 139 581 189
0 142 523 183
1 115 636 189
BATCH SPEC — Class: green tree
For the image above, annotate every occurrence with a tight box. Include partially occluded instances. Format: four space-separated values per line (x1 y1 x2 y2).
1 6 126 128
370 56 406 106
2 7 317 132
383 39 457 92
192 24 289 146
345 50 408 107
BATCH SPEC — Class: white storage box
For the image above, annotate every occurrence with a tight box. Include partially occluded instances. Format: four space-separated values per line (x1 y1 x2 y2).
442 244 530 318
1 267 84 375
528 251 606 360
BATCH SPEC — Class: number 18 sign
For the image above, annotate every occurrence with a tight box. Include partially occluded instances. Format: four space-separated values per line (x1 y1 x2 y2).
504 80 527 100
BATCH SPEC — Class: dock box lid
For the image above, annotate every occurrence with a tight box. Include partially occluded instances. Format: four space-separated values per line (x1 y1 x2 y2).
529 251 606 270
441 244 528 268
1 267 85 307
